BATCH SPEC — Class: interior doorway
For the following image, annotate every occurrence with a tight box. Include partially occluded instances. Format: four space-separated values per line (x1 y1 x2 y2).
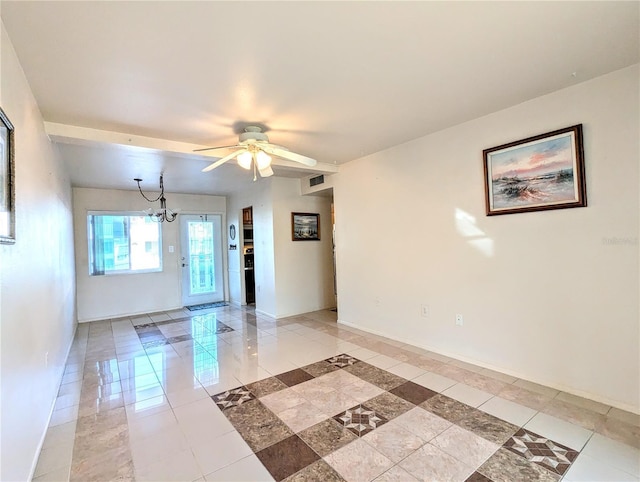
180 214 224 306
242 207 256 305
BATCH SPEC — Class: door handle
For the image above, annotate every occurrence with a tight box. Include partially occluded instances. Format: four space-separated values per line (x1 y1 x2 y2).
182 263 188 267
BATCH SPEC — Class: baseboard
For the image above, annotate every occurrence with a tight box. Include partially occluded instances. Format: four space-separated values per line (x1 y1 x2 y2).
337 318 640 416
77 305 184 323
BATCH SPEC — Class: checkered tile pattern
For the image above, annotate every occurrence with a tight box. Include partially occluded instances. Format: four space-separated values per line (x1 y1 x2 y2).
212 355 579 481
133 313 234 348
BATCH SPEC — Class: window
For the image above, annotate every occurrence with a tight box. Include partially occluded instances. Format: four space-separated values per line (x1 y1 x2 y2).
88 213 162 275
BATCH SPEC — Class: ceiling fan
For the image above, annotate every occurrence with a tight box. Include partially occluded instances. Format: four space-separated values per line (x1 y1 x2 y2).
196 126 317 180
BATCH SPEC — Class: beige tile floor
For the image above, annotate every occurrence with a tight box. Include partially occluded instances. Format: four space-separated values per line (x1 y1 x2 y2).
33 306 639 481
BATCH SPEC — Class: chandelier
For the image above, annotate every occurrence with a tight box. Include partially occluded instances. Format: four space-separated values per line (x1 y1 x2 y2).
134 174 179 223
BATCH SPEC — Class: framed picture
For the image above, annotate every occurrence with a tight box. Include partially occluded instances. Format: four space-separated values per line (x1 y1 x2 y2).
0 107 15 244
292 212 320 241
483 124 586 216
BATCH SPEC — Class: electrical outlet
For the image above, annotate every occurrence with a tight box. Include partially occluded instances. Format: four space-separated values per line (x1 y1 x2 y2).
455 314 464 326
421 304 430 318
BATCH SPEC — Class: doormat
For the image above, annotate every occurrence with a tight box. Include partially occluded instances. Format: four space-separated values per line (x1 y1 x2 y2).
186 302 229 311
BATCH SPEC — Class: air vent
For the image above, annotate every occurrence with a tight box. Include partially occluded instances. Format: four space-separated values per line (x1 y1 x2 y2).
309 175 324 187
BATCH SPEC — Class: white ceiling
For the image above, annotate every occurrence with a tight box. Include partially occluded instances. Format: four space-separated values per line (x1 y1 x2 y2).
2 1 638 195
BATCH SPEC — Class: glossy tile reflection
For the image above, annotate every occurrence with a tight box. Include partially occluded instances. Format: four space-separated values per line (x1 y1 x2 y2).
33 306 640 482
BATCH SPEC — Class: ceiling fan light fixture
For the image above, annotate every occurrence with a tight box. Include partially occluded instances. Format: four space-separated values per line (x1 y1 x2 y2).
258 165 274 178
256 150 272 169
237 151 252 169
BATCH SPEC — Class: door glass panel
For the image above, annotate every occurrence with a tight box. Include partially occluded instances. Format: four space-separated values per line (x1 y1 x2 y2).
188 221 215 295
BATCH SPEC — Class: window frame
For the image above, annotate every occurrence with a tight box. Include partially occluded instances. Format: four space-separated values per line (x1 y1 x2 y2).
87 210 163 276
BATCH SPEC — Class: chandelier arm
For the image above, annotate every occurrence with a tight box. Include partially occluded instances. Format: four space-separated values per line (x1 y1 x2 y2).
135 179 162 203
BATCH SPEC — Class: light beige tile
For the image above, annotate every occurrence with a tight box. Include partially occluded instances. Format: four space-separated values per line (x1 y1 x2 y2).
261 388 308 413
32 465 70 482
513 378 560 398
449 359 485 374
34 440 74 478
480 367 518 384
498 384 553 411
374 465 419 481
555 391 611 415
340 379 385 403
432 425 499 467
278 400 329 432
442 383 493 408
399 443 475 482
363 420 425 462
393 407 452 442
325 439 393 482
307 389 359 416
608 407 640 427
542 398 605 431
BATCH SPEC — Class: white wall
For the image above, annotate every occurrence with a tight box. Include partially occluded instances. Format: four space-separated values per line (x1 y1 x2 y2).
226 179 276 314
73 187 226 321
272 178 335 317
334 65 639 412
0 24 77 481
227 177 335 318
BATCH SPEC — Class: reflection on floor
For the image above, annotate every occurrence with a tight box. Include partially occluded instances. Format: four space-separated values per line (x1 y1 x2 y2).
34 306 639 481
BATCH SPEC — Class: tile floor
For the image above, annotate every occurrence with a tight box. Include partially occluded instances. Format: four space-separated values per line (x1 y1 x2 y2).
33 306 639 481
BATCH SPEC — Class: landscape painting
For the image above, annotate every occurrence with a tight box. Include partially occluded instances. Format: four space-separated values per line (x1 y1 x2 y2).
0 107 15 244
291 212 320 241
483 125 586 216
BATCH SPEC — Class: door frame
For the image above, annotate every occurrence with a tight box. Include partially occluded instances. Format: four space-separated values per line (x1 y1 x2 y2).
178 212 229 306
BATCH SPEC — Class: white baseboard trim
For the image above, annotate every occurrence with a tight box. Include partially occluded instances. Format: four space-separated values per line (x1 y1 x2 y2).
338 318 639 416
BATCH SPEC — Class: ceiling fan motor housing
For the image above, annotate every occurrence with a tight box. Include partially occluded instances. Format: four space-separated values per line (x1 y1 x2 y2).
239 126 269 144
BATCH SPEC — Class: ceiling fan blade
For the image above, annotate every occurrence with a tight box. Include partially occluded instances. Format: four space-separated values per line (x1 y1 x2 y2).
261 145 317 167
259 165 274 178
193 144 241 153
201 148 247 172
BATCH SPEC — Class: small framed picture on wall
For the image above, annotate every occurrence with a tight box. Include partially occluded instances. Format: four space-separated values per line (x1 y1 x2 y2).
291 212 320 241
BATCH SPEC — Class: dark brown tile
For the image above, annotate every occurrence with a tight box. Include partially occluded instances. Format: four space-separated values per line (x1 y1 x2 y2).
301 360 339 377
362 392 414 421
166 334 193 344
389 381 437 406
298 418 358 457
276 368 315 387
458 410 519 445
284 460 346 482
503 428 578 476
420 394 477 423
466 472 493 482
256 434 320 481
333 405 388 437
343 362 407 391
225 399 294 452
246 377 288 398
478 448 560 482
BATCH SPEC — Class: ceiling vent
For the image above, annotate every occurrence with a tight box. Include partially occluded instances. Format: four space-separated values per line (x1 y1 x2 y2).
309 175 325 187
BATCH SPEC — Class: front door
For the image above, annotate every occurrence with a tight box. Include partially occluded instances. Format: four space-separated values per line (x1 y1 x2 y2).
180 214 224 306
